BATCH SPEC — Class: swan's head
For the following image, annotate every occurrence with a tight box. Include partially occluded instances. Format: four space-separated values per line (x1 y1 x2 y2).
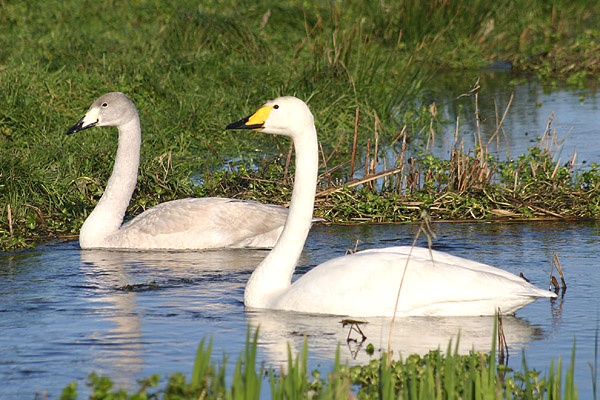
67 92 138 135
226 96 314 138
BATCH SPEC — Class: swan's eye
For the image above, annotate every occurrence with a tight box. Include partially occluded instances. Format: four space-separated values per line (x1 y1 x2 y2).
101 102 108 108
273 104 279 109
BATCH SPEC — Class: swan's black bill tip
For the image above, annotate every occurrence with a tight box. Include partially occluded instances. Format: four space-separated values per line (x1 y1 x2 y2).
66 118 96 135
226 115 263 130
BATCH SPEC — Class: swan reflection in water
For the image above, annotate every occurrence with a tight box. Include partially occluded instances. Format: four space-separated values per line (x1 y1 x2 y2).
78 248 268 389
246 308 547 366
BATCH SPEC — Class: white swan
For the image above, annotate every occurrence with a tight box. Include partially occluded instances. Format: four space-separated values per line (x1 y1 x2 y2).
66 92 288 250
226 96 557 317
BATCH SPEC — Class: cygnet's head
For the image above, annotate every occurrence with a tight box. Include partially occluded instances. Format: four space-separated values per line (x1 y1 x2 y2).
67 92 138 135
226 96 314 138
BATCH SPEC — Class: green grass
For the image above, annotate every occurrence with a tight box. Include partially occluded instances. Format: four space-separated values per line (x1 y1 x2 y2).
55 326 579 399
2 0 600 250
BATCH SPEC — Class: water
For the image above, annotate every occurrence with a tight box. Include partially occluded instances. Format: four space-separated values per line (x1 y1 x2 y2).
424 71 600 163
3 76 600 398
1 220 598 399
354 71 600 187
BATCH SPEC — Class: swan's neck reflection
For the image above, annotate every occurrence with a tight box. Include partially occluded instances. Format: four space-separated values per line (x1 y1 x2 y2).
80 248 268 389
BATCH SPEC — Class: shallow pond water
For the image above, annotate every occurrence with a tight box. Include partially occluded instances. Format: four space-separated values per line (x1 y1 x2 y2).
1 220 599 399
352 71 600 187
424 71 600 163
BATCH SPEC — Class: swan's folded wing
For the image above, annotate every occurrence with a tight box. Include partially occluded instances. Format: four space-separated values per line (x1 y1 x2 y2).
277 249 555 317
120 197 288 245
359 246 531 283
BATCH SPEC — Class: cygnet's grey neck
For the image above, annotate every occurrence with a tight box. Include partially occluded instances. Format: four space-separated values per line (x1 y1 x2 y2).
79 116 141 247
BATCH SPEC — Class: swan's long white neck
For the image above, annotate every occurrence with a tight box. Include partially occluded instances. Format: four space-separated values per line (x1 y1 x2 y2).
244 119 319 308
79 116 141 247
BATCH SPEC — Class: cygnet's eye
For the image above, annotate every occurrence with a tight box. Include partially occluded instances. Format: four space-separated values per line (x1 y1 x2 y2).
273 104 279 109
101 102 108 108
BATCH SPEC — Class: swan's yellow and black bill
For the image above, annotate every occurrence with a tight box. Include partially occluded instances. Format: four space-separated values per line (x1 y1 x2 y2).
226 105 273 131
67 108 100 135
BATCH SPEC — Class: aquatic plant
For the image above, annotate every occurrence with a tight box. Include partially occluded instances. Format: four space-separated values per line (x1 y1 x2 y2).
55 326 578 399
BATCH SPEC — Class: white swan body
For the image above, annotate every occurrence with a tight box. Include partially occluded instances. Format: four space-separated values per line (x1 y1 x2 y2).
226 96 556 317
67 92 287 250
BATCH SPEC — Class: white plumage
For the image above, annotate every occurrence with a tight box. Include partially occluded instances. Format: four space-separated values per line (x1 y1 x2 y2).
67 92 287 250
226 96 556 317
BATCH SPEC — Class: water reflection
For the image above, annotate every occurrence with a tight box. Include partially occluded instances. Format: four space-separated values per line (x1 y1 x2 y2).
79 251 144 390
80 247 269 275
247 309 547 366
77 249 268 390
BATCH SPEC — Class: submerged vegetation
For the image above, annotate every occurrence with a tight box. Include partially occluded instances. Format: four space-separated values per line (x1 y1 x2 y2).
2 0 600 250
56 328 578 399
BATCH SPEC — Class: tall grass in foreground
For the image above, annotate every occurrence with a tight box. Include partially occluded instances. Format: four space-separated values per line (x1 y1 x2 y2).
56 327 578 399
